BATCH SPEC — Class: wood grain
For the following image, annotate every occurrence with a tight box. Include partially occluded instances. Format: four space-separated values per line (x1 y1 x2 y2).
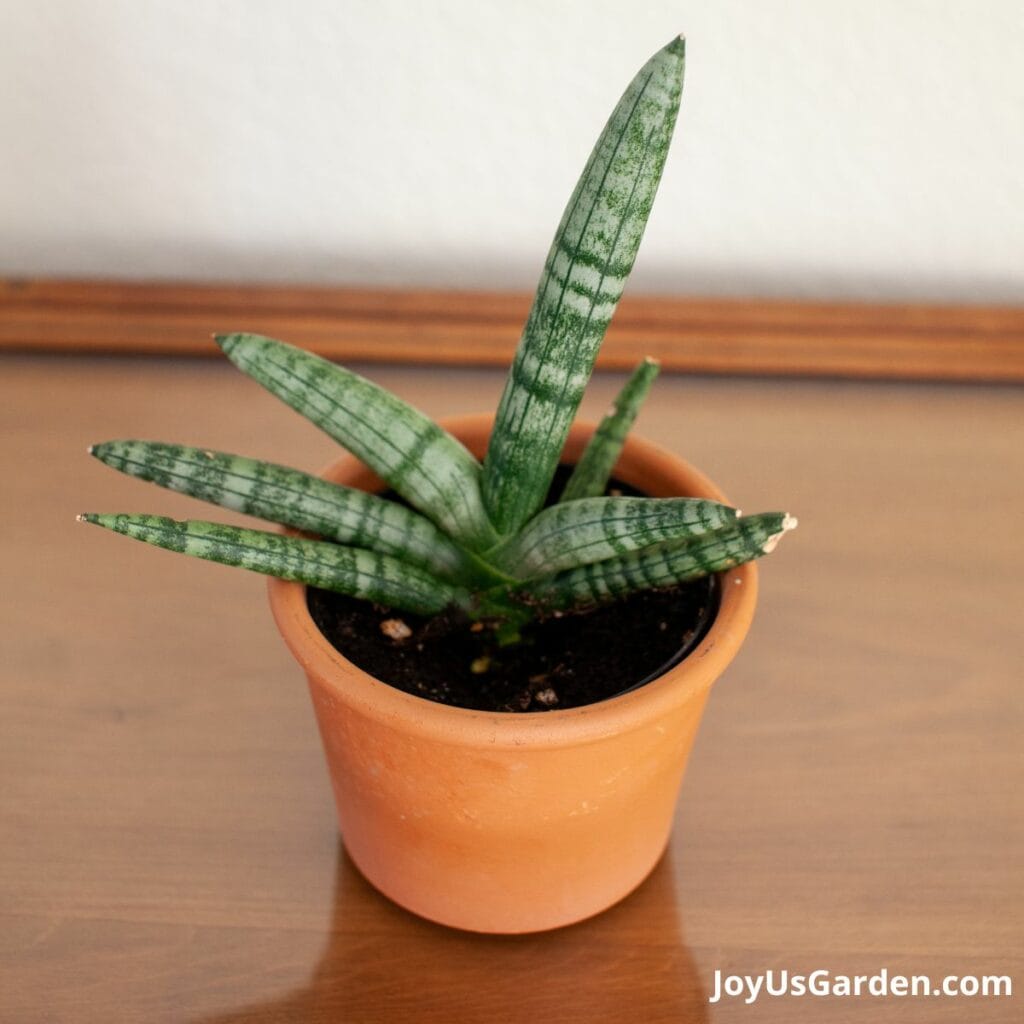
3 277 1024 381
1 356 1022 1022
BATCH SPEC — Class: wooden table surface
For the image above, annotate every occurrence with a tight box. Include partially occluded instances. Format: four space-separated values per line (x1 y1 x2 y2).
2 353 1022 1023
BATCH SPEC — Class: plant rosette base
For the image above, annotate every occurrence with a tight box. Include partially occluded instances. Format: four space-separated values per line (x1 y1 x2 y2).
268 414 758 933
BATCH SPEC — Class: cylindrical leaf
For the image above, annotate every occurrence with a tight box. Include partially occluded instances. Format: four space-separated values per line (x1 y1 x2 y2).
520 512 796 611
90 440 479 583
490 495 738 578
78 513 467 616
559 358 660 502
216 333 499 552
482 38 685 535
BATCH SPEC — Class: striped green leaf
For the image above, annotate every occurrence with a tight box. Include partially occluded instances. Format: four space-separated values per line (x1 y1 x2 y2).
89 440 483 583
519 512 796 611
78 514 466 616
482 37 685 535
560 358 660 502
216 333 499 552
490 495 738 578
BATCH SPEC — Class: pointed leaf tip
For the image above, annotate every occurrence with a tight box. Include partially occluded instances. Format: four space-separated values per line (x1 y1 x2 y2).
762 513 798 554
89 441 117 460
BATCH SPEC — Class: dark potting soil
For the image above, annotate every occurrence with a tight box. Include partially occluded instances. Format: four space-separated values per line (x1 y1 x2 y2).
306 469 720 713
308 577 717 713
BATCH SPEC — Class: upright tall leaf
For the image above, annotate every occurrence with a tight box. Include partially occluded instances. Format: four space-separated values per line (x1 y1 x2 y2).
216 333 499 552
482 37 685 535
560 358 660 502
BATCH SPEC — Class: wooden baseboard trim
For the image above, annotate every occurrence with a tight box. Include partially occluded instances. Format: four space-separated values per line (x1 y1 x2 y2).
2 277 1022 382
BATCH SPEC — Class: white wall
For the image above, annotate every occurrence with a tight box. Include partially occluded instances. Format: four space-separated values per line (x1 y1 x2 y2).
1 0 1021 302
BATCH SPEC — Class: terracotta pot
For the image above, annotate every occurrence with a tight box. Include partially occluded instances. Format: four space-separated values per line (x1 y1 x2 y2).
268 414 758 933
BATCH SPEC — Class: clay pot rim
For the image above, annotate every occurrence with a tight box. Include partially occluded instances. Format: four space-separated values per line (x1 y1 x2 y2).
268 413 758 749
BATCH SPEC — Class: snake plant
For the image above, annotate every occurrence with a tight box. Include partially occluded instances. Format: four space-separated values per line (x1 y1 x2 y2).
81 37 795 643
